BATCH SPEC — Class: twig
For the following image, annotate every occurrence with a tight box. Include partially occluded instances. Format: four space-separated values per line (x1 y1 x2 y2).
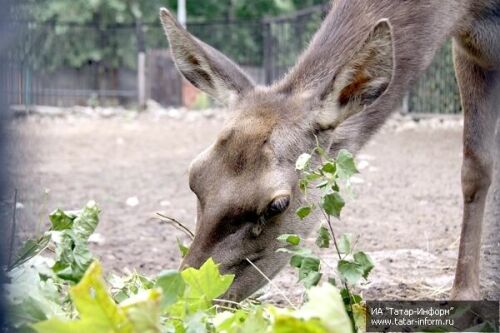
213 298 242 307
212 304 239 312
155 212 194 240
245 258 297 310
8 189 18 267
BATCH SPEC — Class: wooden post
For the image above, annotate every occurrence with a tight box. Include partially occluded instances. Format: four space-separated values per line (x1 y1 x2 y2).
136 19 146 109
263 20 272 85
402 92 410 114
138 52 146 109
178 0 186 27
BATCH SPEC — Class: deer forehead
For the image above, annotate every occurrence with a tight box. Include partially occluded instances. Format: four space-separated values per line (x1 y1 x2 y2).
188 91 307 194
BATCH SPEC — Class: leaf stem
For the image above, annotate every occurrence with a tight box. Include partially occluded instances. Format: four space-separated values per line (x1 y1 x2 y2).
320 209 357 332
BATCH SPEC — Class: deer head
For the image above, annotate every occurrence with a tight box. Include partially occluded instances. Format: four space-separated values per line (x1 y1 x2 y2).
160 8 394 301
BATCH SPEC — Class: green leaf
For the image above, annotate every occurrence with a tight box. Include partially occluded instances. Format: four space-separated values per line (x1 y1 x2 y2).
336 149 358 179
238 308 269 333
215 308 268 333
315 226 330 248
34 261 162 333
352 303 367 332
7 298 48 329
305 172 322 182
33 318 89 333
321 162 336 174
71 201 100 241
301 270 322 289
338 233 352 254
184 312 209 333
181 258 234 301
69 262 130 329
33 261 130 333
49 209 76 231
155 270 185 308
295 153 312 171
273 316 327 333
320 192 345 218
278 247 322 288
296 206 312 220
299 179 309 193
353 251 374 279
51 201 100 283
119 289 162 333
298 283 353 333
337 260 363 285
213 310 248 332
298 257 321 282
277 247 317 266
6 257 65 330
52 231 93 283
9 234 51 270
277 234 301 246
176 238 190 258
350 294 363 304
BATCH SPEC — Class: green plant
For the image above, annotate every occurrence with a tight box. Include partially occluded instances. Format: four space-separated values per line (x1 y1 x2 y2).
5 201 356 333
277 144 374 332
5 144 369 332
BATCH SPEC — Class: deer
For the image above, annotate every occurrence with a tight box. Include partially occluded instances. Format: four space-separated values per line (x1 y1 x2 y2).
159 0 500 302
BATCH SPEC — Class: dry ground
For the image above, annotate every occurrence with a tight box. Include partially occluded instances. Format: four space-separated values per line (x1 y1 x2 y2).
4 109 499 304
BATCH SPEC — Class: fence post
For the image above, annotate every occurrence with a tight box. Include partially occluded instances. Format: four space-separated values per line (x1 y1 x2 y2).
262 20 272 85
138 53 146 109
402 92 410 114
136 20 146 109
24 66 31 111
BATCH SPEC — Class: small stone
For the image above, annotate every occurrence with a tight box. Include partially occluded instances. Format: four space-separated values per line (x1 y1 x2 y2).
126 196 139 207
160 200 171 207
88 233 106 245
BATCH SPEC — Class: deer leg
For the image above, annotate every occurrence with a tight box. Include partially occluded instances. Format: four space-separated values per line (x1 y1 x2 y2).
451 40 499 300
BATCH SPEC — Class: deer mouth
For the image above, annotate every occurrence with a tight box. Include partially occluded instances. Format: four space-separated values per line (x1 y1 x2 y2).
224 250 265 273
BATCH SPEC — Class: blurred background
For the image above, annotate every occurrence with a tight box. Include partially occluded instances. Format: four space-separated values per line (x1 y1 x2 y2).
1 0 497 302
4 0 460 112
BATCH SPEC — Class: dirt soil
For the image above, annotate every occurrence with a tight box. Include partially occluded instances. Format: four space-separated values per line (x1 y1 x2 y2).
5 109 499 304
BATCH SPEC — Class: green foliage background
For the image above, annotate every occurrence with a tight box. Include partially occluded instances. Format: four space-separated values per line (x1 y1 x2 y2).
11 0 461 113
15 0 328 71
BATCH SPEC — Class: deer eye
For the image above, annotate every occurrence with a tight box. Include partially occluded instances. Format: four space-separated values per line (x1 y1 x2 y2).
266 195 290 217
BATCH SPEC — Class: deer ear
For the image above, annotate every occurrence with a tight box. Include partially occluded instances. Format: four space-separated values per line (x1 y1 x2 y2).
160 8 254 104
315 19 394 129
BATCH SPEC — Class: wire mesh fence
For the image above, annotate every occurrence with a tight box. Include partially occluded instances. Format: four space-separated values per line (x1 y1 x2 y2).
2 5 462 113
408 40 461 114
263 4 328 84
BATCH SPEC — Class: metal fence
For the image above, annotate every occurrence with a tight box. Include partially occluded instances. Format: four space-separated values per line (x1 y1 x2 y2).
263 5 328 83
2 5 461 113
408 40 461 114
261 4 461 114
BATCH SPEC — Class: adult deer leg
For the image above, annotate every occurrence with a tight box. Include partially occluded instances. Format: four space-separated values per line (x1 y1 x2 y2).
451 40 499 300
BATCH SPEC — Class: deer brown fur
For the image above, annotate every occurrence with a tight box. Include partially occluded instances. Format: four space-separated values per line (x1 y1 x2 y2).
160 0 500 301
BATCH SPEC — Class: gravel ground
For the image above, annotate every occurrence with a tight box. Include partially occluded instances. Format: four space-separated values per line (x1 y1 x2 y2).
4 108 498 303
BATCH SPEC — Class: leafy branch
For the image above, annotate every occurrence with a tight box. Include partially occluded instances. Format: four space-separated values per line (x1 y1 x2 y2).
277 144 374 332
